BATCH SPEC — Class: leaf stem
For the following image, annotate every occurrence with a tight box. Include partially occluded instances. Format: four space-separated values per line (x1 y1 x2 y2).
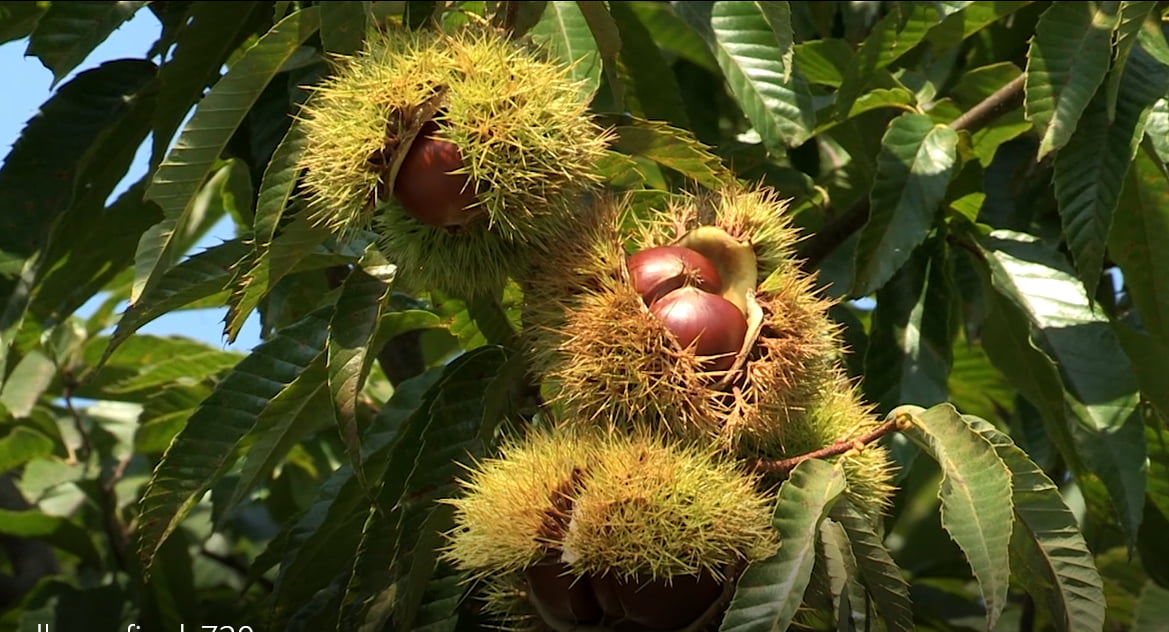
746 414 912 475
797 74 1027 269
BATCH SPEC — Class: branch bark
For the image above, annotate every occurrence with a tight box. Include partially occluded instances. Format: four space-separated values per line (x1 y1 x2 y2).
746 414 910 476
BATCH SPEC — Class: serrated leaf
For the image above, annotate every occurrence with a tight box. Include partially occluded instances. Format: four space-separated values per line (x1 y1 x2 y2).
612 119 732 189
1055 45 1168 298
328 247 395 475
320 1 366 54
628 1 719 72
710 0 813 148
133 7 320 304
720 458 846 632
830 501 914 632
897 403 1014 630
1110 150 1169 343
965 415 1106 632
105 348 242 396
529 1 602 101
852 113 958 296
137 306 332 574
818 518 866 630
1145 406 1169 521
152 1 264 164
1024 1 1118 159
0 427 54 472
221 356 332 520
981 230 1147 544
25 1 145 84
947 336 1015 425
135 382 212 453
836 3 939 117
104 239 250 363
864 235 951 412
1106 1 1156 120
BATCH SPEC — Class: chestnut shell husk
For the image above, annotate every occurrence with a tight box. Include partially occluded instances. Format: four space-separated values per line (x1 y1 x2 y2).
523 187 894 513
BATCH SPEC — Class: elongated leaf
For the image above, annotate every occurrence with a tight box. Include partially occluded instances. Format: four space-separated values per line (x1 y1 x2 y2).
721 458 846 632
818 518 865 630
897 403 1014 630
1110 151 1169 343
133 7 321 304
137 306 332 574
105 239 250 362
852 113 958 296
105 348 243 396
529 1 602 101
612 119 733 189
320 1 366 54
267 370 443 628
982 230 1147 543
1025 1 1117 159
864 235 951 412
0 351 56 418
0 427 54 472
836 4 939 117
152 1 264 163
609 0 689 126
0 508 101 566
710 0 814 148
830 501 914 632
1054 46 1169 298
1106 1 1156 120
966 415 1106 631
328 248 395 473
25 1 145 84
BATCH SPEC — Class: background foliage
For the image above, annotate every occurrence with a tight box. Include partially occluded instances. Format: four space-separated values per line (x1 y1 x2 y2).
0 1 1167 630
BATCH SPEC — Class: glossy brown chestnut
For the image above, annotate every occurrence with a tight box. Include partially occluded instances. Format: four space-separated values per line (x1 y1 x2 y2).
649 287 747 372
627 246 722 306
392 121 480 227
598 572 724 630
525 562 604 625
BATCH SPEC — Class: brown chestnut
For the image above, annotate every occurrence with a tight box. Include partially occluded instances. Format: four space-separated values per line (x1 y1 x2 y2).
607 572 724 630
627 246 722 306
392 121 480 227
525 562 603 625
649 287 747 372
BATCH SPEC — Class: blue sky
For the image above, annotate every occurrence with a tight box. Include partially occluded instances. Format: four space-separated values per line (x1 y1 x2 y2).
1 10 262 351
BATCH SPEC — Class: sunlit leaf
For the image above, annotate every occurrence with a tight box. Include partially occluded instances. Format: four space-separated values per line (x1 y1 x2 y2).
1110 150 1169 343
831 501 914 632
529 1 602 101
25 1 145 84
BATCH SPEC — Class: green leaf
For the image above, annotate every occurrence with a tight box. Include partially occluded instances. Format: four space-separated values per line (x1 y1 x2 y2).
529 1 602 101
328 248 395 473
25 1 145 84
864 235 951 412
609 0 689 126
720 458 846 632
836 4 940 117
133 7 320 304
947 335 1015 425
897 403 1014 630
1133 580 1169 631
830 501 914 632
0 508 101 566
1146 407 1169 520
0 1 48 44
1024 1 1118 159
152 1 264 164
1054 46 1168 298
612 119 733 189
137 306 332 574
1105 1 1157 120
0 350 56 418
105 239 250 363
0 427 54 472
320 1 366 54
1110 150 1169 343
105 348 242 396
852 113 958 296
710 0 814 148
966 415 1106 632
222 355 332 519
818 518 866 630
981 230 1147 543
629 1 718 72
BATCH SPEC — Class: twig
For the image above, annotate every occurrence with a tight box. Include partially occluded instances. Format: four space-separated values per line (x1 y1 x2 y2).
797 74 1028 269
97 456 133 573
746 414 911 475
61 372 92 468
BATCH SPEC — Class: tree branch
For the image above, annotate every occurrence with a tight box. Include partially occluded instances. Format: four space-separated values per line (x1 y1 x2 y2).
796 74 1027 269
746 414 911 475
